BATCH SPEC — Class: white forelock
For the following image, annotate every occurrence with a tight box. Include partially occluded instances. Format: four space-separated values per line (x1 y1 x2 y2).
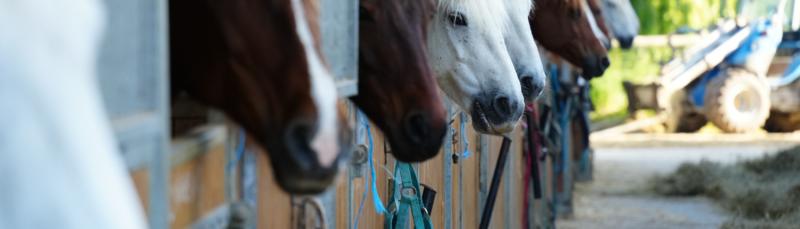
437 0 511 35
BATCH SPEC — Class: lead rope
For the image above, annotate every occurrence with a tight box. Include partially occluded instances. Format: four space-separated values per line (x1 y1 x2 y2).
353 111 387 229
226 129 247 173
459 112 471 159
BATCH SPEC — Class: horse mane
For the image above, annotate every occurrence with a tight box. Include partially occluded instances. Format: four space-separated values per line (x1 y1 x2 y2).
436 0 510 34
506 0 534 16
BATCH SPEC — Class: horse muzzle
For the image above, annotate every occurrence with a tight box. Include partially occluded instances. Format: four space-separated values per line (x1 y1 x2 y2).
582 55 610 78
271 119 351 194
617 36 635 49
470 93 523 135
389 111 447 162
519 72 546 101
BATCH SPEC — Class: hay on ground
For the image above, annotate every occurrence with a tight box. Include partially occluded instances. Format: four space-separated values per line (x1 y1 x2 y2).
651 146 800 227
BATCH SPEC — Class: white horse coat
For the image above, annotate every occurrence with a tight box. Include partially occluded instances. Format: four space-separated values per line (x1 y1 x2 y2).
504 0 547 101
428 0 525 134
0 0 147 228
600 0 639 46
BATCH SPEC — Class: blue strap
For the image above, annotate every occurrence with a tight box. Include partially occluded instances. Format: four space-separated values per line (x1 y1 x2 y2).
355 111 386 214
459 112 470 159
364 116 387 214
226 129 247 172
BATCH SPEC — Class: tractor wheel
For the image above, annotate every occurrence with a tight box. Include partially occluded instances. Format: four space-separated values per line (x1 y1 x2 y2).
704 69 771 133
666 91 707 133
764 111 800 132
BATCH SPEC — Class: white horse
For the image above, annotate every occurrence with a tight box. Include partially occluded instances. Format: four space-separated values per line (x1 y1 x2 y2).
428 0 525 134
0 0 147 228
600 0 640 48
504 0 547 101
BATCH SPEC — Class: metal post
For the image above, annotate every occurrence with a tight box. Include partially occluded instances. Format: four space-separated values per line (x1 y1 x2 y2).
478 137 512 229
526 112 542 199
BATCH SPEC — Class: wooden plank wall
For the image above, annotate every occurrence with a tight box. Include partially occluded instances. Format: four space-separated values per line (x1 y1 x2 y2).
133 102 533 228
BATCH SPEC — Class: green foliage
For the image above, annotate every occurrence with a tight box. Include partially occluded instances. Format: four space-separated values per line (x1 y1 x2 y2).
589 46 672 118
631 0 739 35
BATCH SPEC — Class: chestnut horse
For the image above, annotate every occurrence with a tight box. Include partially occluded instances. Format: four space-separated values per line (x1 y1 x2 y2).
586 0 613 49
532 0 610 77
353 0 447 162
429 0 525 135
170 0 347 194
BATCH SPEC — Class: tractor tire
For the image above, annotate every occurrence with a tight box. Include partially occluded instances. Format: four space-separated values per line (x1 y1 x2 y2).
704 69 771 133
764 111 800 132
666 91 707 133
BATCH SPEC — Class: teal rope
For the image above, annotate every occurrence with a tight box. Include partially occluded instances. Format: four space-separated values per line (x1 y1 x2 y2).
353 111 386 229
226 129 247 172
363 115 386 214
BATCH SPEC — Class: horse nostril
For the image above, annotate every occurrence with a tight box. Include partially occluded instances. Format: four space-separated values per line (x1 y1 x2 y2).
520 76 544 100
285 120 315 168
404 112 430 144
600 57 610 69
492 95 519 118
520 76 534 96
618 37 635 49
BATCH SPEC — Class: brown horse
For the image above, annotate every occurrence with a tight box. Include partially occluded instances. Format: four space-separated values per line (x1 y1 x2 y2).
353 0 446 162
169 0 349 194
531 0 610 77
587 0 613 49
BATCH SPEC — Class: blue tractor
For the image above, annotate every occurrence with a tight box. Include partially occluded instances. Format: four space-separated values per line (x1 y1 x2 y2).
625 0 800 133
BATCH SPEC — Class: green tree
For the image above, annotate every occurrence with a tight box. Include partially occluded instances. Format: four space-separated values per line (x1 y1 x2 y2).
631 0 739 35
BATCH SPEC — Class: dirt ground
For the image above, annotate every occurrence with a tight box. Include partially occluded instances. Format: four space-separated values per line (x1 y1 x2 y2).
557 140 800 229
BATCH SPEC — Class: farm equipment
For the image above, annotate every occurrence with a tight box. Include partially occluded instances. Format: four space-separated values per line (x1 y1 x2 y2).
624 0 800 133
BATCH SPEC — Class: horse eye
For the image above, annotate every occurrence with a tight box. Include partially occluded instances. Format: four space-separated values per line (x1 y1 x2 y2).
359 6 374 22
448 12 468 26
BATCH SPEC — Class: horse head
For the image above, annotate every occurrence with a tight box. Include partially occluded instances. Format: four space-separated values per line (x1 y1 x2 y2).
600 0 640 49
532 0 610 77
428 0 524 135
353 0 446 162
170 0 349 194
504 0 547 101
587 0 613 49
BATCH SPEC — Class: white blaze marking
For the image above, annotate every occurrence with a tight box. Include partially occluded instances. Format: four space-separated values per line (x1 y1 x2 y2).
291 0 340 167
582 0 610 47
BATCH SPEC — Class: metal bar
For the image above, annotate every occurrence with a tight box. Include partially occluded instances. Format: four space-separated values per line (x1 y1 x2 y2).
443 102 455 229
504 137 514 229
478 137 512 229
526 113 542 199
149 0 170 227
477 134 489 225
458 148 464 229
224 127 238 201
320 0 359 97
